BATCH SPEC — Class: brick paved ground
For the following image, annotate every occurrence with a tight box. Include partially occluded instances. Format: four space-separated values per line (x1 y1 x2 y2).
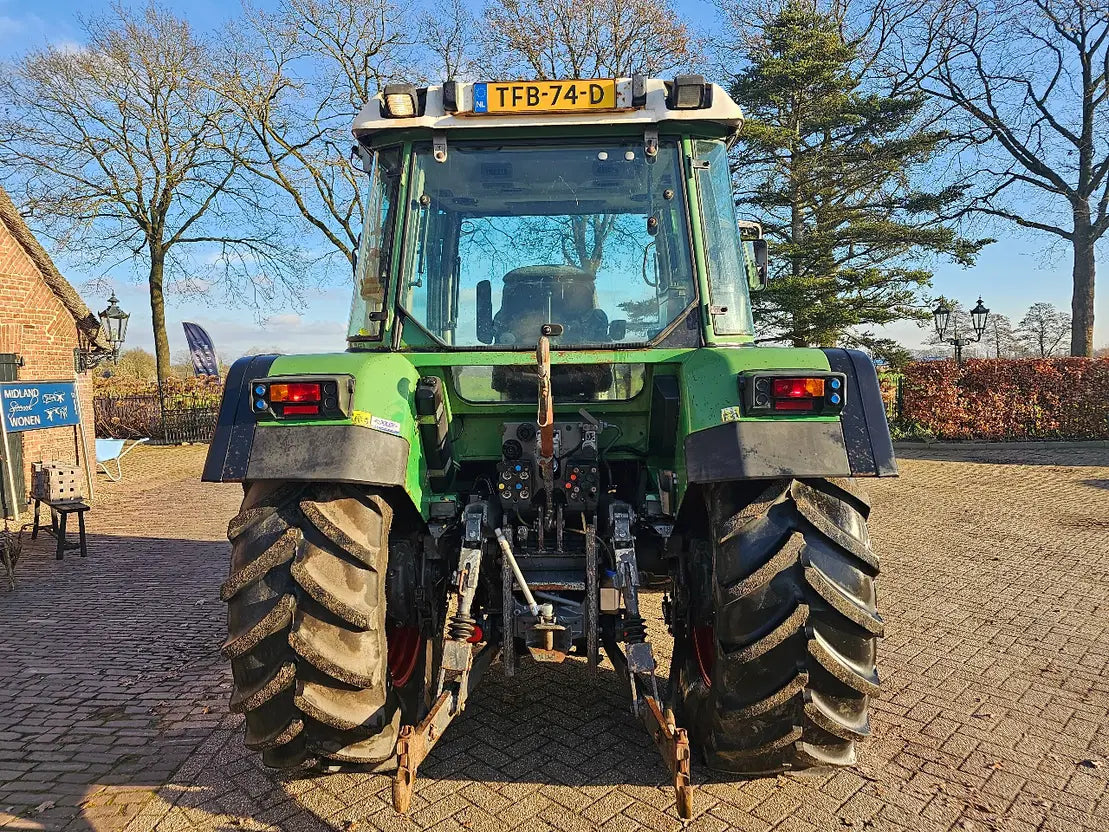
1 443 1107 831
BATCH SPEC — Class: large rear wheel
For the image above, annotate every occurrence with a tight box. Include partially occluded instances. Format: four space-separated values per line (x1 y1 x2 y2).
220 482 433 769
677 478 883 772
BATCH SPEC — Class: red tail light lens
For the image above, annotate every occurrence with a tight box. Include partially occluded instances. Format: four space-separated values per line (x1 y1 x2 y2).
269 382 321 403
282 403 320 416
772 398 816 411
771 378 825 398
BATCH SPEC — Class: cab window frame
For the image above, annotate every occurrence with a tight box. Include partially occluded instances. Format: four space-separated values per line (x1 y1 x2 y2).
392 136 703 352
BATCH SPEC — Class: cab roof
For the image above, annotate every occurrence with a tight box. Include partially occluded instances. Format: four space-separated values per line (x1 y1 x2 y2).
352 76 744 143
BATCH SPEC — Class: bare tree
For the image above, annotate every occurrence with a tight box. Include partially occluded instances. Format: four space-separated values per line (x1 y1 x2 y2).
905 0 1109 356
479 0 696 80
1017 301 1071 356
421 0 481 79
985 313 1022 358
0 4 302 381
216 0 413 268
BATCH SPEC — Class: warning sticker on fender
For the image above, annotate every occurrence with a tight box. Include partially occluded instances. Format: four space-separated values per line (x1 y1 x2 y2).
352 410 402 435
370 415 402 435
721 406 742 423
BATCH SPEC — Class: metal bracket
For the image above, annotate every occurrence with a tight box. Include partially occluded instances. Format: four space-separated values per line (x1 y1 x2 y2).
644 128 659 158
585 520 599 667
609 503 658 697
502 547 516 676
394 508 495 813
433 132 448 163
394 690 452 813
349 143 371 173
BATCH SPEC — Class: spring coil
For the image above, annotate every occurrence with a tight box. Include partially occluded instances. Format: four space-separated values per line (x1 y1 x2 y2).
448 613 476 642
622 614 647 644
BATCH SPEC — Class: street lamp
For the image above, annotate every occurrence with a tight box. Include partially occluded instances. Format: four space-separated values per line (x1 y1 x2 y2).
74 292 130 373
98 293 130 361
932 296 989 364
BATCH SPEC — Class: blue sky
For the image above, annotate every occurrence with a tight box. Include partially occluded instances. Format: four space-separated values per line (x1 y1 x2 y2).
2 0 1104 359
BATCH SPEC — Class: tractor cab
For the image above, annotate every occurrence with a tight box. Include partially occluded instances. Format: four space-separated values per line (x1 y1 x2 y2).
348 77 761 356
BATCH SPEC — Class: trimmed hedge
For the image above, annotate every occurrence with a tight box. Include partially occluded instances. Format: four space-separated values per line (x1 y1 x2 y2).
896 358 1109 440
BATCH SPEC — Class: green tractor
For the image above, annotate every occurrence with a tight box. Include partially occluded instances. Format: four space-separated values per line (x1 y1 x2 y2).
203 75 894 817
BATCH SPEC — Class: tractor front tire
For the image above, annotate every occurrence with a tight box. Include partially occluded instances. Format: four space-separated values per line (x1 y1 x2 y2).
679 478 883 773
220 482 423 770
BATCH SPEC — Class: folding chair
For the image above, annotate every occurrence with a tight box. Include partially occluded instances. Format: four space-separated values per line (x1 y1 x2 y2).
95 438 149 482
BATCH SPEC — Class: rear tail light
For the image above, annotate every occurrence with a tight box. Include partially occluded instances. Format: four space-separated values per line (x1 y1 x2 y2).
771 378 825 398
743 372 846 415
251 375 354 421
269 382 322 403
772 398 816 411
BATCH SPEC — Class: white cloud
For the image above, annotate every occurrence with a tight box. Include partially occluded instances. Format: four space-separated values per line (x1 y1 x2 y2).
0 12 79 59
263 313 304 328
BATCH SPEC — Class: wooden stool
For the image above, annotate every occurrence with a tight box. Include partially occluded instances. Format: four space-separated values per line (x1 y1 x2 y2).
31 499 90 560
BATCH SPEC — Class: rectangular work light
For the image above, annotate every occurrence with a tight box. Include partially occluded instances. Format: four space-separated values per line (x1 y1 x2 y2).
668 75 711 110
381 83 419 118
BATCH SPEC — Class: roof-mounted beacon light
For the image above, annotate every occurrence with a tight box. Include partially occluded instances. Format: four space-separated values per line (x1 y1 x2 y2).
669 74 711 110
382 83 419 118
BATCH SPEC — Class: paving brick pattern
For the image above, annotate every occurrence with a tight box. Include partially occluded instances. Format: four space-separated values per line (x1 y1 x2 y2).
1 443 1107 831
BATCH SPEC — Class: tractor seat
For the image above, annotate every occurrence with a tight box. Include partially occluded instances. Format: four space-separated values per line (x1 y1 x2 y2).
493 264 608 344
492 264 614 398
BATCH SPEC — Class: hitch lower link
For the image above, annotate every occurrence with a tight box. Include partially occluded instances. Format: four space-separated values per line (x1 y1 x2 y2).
393 502 694 819
393 504 495 813
611 504 695 819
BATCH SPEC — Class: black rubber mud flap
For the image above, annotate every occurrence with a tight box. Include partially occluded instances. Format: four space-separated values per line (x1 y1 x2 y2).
821 348 897 477
203 355 278 482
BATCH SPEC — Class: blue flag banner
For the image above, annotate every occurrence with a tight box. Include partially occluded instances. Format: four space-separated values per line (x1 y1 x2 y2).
1 381 81 433
182 322 221 378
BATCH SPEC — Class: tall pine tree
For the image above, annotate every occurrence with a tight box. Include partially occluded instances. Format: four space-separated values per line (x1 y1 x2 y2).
729 0 988 347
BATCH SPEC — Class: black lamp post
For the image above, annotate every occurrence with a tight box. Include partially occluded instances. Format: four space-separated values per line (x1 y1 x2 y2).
933 296 989 364
75 292 130 373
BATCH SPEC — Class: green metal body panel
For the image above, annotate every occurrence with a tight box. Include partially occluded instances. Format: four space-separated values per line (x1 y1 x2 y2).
258 345 833 514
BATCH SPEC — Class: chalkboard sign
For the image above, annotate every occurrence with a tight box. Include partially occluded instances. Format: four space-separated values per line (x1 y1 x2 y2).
1 381 81 433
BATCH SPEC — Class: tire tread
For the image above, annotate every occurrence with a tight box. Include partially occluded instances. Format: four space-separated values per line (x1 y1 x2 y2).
681 477 881 773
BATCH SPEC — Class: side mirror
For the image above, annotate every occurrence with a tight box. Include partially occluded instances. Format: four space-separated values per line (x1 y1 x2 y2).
608 319 627 341
476 280 494 344
751 239 769 290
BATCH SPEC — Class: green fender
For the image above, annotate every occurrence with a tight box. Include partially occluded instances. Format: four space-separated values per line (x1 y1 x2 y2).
202 352 429 511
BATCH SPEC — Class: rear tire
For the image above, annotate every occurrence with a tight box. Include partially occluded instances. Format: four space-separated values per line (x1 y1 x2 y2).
221 482 430 769
677 478 883 773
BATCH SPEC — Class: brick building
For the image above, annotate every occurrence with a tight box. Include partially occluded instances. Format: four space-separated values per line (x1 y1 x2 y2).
0 185 111 518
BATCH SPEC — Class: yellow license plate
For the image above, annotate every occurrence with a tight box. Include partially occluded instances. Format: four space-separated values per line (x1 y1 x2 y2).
473 80 617 114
